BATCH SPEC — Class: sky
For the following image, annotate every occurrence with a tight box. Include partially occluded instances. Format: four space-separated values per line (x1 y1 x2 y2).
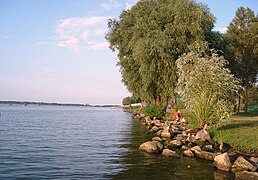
0 0 257 105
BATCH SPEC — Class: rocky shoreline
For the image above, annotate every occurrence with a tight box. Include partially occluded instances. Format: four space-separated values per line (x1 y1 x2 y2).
129 110 258 180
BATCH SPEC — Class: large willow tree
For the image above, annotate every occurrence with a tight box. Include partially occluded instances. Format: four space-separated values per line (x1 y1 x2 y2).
106 0 215 107
226 7 258 112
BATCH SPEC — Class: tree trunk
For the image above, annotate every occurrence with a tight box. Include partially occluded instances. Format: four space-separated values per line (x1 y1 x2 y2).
155 95 160 106
172 95 177 110
152 97 156 105
237 92 241 113
233 96 237 113
162 98 168 109
243 87 248 113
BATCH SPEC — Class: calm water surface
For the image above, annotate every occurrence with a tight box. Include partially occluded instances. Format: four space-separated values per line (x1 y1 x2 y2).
0 105 234 179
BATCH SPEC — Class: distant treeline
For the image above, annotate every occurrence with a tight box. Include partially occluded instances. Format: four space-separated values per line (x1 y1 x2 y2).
0 101 119 108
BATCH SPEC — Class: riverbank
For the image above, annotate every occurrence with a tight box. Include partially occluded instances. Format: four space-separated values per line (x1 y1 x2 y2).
211 113 258 155
127 109 258 179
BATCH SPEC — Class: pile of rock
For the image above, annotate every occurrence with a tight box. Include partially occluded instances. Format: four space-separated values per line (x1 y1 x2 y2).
131 112 258 178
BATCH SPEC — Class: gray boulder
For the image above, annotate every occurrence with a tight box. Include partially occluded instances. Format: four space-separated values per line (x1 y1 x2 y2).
149 126 159 133
161 125 171 138
250 157 258 165
162 149 179 157
194 130 211 141
169 139 182 147
202 145 213 152
156 130 162 136
195 150 220 161
183 149 195 157
182 131 188 137
139 141 163 153
235 171 258 180
232 156 257 172
190 146 201 152
186 133 195 143
214 153 232 171
219 141 231 153
151 120 161 127
152 136 162 142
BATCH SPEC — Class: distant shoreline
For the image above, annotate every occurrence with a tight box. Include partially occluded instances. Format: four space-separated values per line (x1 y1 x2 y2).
0 101 119 108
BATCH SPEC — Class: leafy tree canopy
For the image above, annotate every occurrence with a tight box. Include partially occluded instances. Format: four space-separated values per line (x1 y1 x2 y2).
106 0 216 107
227 7 258 86
122 96 141 105
226 7 258 112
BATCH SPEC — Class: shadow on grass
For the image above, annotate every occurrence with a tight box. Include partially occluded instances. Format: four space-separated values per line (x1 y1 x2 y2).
234 109 258 117
217 120 258 130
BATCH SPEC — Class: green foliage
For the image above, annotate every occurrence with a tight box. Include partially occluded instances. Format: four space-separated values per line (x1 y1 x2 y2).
106 0 216 106
176 52 240 128
141 104 165 119
226 7 258 112
122 96 141 105
248 85 258 104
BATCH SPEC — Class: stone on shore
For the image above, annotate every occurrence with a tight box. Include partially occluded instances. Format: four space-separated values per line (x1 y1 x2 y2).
139 141 163 153
195 130 211 141
149 126 159 133
162 149 179 157
219 142 231 153
182 131 188 137
182 145 189 150
214 153 232 171
151 120 161 127
186 128 200 135
169 140 182 147
156 130 162 136
186 133 195 143
188 142 197 148
191 145 220 161
250 157 258 165
190 146 201 152
161 125 171 138
183 149 195 157
152 137 162 142
202 145 213 152
235 171 258 180
232 156 257 172
195 150 220 161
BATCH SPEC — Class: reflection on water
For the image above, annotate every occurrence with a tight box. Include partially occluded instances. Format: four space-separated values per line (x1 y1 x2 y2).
0 105 234 179
108 117 234 180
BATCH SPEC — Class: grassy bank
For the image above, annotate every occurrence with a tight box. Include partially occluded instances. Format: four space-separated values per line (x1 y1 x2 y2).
211 109 258 154
127 106 258 154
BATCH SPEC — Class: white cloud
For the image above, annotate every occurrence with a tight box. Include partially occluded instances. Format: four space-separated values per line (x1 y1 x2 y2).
100 0 121 11
215 27 227 34
81 31 89 41
36 41 52 46
58 16 107 29
93 29 105 36
125 0 139 10
55 16 109 53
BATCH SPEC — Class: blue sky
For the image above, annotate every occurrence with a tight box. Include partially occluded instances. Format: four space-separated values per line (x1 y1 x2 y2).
0 0 257 105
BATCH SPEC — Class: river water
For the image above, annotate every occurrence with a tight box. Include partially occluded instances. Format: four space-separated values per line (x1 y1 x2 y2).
0 105 234 179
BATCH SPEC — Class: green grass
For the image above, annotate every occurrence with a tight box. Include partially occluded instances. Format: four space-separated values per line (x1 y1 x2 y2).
211 108 258 154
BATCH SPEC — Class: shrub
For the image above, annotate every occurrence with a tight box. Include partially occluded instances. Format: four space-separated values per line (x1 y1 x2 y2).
176 52 239 128
141 104 165 119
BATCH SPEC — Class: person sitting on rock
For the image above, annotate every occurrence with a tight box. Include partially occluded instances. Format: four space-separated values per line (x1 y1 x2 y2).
172 110 181 124
220 111 230 121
